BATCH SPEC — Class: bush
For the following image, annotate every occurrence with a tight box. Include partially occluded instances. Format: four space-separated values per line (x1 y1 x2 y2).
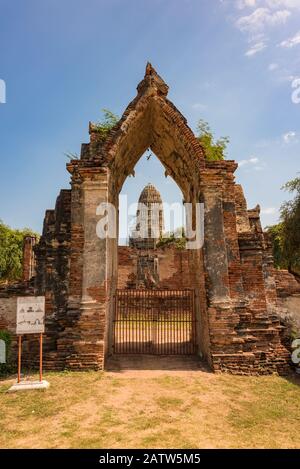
196 119 229 161
94 109 119 141
0 220 39 282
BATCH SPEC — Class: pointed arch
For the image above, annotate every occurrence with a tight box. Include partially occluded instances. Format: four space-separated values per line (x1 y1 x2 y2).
99 64 206 202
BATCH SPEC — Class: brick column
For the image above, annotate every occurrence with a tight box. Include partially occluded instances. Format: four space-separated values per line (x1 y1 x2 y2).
262 233 278 313
22 236 36 281
202 188 241 369
62 166 110 370
77 169 108 369
203 189 230 303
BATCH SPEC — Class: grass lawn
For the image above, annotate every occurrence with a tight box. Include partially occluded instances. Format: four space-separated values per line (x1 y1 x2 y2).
1 369 300 449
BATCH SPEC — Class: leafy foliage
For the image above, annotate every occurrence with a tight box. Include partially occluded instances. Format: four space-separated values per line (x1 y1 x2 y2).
0 220 39 282
280 177 300 274
196 119 229 161
94 109 119 141
156 227 186 250
266 177 300 275
266 222 287 269
64 151 79 160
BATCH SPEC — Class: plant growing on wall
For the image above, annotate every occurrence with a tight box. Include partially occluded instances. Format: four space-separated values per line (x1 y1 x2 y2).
157 227 186 249
196 119 229 161
94 109 119 141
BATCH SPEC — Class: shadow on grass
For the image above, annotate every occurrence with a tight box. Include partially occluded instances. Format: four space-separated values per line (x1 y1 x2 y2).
105 354 211 372
283 368 300 387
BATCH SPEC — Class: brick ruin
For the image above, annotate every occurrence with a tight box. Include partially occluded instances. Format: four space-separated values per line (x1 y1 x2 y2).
1 63 299 375
126 182 172 289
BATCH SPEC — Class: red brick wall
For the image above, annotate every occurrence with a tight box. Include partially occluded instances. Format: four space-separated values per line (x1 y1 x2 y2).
117 245 195 290
22 236 36 281
275 269 300 297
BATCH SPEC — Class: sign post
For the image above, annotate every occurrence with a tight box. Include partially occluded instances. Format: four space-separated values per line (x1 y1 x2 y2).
9 296 50 392
0 339 6 364
17 335 22 384
39 332 43 382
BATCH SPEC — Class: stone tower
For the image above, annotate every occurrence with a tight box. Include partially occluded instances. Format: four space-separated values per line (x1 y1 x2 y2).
130 183 164 249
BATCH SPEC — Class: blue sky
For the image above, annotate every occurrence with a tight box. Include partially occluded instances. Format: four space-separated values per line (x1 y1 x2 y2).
0 0 299 235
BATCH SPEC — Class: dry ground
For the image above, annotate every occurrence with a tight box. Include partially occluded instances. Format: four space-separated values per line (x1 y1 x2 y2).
1 361 300 449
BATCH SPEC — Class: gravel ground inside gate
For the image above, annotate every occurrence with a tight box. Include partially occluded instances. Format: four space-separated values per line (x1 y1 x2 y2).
1 359 300 449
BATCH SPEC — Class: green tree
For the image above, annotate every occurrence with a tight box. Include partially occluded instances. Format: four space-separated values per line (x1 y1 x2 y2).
0 220 39 282
94 109 119 141
266 177 300 275
280 177 300 275
64 109 119 159
157 227 186 250
196 119 229 161
265 222 286 269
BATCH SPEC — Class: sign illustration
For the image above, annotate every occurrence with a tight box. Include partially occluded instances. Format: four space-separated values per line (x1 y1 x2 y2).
16 296 45 334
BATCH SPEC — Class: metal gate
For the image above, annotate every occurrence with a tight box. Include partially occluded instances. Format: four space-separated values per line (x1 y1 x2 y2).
113 289 196 355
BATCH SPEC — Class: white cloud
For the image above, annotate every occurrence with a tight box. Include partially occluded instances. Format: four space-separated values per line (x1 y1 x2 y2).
237 0 300 9
191 103 208 110
237 0 258 8
238 156 260 166
238 157 267 171
245 41 267 55
236 7 291 34
268 62 279 70
273 71 300 83
283 130 297 142
231 1 298 57
261 207 277 214
279 30 300 47
265 0 300 8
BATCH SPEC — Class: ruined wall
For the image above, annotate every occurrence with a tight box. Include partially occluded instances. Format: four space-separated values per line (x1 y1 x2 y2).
1 62 291 375
0 296 16 334
117 245 195 290
0 281 34 363
275 270 300 334
22 236 36 281
275 270 300 297
31 189 71 369
196 162 291 375
0 283 34 333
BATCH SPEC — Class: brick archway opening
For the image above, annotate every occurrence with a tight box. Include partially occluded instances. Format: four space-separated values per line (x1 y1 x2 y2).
32 63 290 375
102 67 211 366
107 150 210 363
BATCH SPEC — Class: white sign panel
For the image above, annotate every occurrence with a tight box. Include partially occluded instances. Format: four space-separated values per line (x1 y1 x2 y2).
292 338 300 365
16 296 45 334
0 339 5 363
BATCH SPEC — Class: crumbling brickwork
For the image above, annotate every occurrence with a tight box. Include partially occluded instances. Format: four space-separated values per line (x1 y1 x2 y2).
0 280 34 363
1 63 293 375
22 236 36 281
118 245 195 290
275 269 300 336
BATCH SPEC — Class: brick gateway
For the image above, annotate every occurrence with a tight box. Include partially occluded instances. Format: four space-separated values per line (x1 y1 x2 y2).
113 289 197 355
15 63 292 375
